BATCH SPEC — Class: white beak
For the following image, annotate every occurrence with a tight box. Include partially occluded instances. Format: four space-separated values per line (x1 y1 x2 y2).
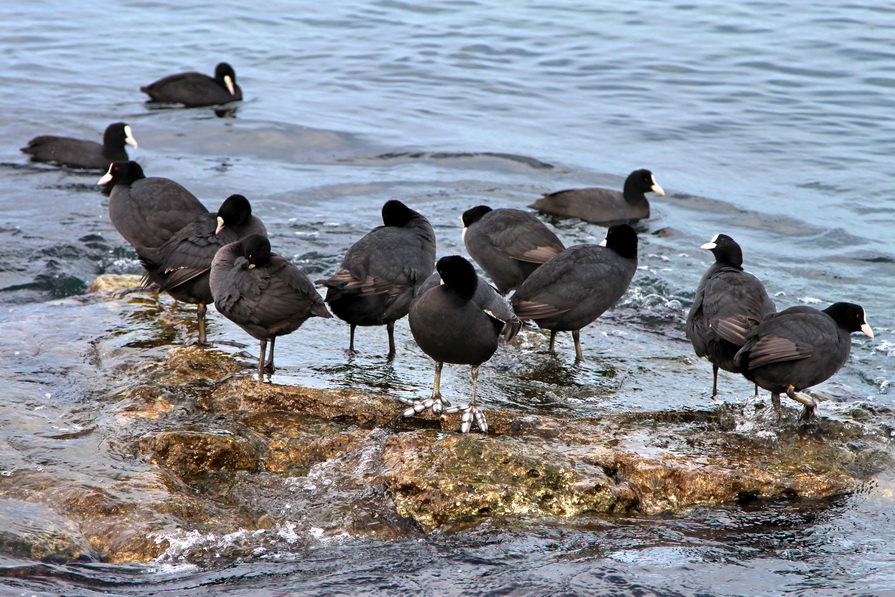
650 174 665 196
124 125 138 148
224 75 236 96
215 216 225 235
700 234 720 250
861 322 874 339
598 238 607 247
98 164 114 185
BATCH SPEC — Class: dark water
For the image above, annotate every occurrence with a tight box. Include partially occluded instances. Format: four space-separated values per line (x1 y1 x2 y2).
0 1 894 595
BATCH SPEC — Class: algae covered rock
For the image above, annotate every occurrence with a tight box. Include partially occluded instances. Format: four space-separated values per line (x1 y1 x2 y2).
0 277 885 564
382 431 637 530
144 430 263 477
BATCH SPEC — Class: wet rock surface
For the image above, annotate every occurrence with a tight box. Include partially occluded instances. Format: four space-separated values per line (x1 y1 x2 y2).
1 274 889 564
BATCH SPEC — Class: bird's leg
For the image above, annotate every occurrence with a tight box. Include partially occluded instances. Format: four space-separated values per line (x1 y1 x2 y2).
572 330 583 362
257 338 268 382
786 384 818 422
548 330 557 354
196 303 208 345
754 383 759 397
348 324 357 354
444 366 489 433
711 363 719 398
264 337 277 373
399 361 451 416
386 321 396 360
771 392 782 419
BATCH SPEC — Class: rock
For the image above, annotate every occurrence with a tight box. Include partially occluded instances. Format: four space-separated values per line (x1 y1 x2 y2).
0 276 886 564
382 431 636 531
0 498 93 563
89 273 145 296
144 430 263 477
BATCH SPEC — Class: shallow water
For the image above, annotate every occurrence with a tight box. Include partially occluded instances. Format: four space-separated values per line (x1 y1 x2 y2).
0 0 894 594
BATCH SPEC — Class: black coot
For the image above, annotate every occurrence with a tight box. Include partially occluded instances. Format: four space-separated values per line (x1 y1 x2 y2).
530 169 665 224
21 122 137 170
321 200 436 358
210 235 332 380
685 234 776 395
461 205 565 295
141 62 242 107
732 302 873 422
405 255 521 433
100 161 208 249
137 194 267 344
512 224 638 361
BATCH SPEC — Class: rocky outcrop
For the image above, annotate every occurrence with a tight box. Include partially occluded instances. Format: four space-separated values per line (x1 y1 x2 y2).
0 274 885 563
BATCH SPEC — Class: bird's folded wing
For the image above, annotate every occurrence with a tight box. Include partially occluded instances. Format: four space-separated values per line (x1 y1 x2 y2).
712 314 759 346
512 299 570 320
515 244 563 264
742 336 812 369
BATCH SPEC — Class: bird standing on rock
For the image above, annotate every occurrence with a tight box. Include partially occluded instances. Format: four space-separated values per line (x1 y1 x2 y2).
210 235 331 381
530 169 665 224
405 255 521 433
22 122 137 171
731 302 873 422
685 234 776 396
136 194 267 345
511 224 638 361
461 205 565 295
321 200 436 358
100 161 208 249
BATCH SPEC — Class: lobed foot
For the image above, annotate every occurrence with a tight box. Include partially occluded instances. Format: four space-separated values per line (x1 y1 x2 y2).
445 403 489 434
798 402 819 423
398 393 452 417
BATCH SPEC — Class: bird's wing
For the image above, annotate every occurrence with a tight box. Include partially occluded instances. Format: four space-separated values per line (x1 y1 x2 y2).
511 247 626 319
484 218 564 264
474 281 522 341
740 335 813 369
140 218 222 290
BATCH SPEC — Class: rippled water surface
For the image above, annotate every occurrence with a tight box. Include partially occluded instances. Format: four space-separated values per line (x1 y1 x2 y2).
1 0 894 595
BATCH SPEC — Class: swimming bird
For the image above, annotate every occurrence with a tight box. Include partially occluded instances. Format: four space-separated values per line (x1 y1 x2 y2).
511 224 638 361
461 205 565 295
685 234 776 396
210 234 332 380
404 255 521 433
320 200 436 358
140 62 242 107
731 302 872 422
21 122 137 170
100 161 208 249
136 194 267 345
529 169 665 224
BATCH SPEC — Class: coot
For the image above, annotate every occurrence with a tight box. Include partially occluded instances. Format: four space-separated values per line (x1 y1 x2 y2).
685 234 776 395
320 200 436 357
511 224 638 361
21 122 137 170
461 205 565 294
405 255 521 433
141 62 242 107
137 194 267 344
210 234 331 380
100 161 208 249
530 169 665 224
733 302 873 422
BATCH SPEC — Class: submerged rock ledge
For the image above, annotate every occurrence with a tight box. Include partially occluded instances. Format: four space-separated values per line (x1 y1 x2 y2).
0 275 886 564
